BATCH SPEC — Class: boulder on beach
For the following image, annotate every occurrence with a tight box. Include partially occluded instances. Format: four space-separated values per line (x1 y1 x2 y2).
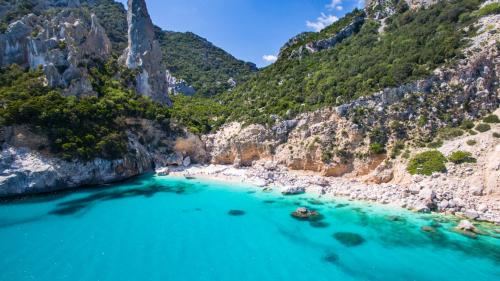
281 186 305 195
156 167 170 176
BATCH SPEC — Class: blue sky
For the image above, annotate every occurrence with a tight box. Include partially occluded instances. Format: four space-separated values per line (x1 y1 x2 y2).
117 0 365 67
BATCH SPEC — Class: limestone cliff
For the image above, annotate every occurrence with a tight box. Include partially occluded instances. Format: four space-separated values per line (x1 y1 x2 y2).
120 0 171 105
0 7 112 97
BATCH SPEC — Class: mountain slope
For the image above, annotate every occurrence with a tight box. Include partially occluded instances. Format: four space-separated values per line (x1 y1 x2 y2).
221 0 484 124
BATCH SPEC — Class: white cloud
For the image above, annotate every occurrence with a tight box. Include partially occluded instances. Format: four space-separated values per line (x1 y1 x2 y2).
326 0 343 10
306 13 339 32
263 55 278 63
326 0 343 9
356 0 366 8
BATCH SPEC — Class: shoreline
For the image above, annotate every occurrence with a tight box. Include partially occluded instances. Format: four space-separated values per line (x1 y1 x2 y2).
160 163 500 225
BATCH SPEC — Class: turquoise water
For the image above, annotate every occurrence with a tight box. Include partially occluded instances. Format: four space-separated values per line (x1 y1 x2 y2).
0 175 499 281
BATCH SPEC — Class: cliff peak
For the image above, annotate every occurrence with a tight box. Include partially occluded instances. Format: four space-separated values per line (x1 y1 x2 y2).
121 0 172 105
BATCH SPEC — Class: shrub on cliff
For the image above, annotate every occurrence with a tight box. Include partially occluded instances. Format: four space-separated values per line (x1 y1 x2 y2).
448 151 476 164
438 127 464 140
370 143 386 155
407 151 447 176
483 114 499 124
475 123 491 133
475 3 500 17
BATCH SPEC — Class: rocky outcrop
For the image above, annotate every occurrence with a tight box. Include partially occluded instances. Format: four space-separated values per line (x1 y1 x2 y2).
365 0 439 19
0 7 112 97
120 0 171 105
0 117 186 197
295 15 363 59
166 70 196 96
280 14 365 60
0 144 152 197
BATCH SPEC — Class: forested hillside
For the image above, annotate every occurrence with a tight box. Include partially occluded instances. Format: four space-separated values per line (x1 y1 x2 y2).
218 0 489 124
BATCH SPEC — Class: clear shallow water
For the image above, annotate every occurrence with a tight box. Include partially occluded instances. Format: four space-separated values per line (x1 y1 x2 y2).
0 175 499 281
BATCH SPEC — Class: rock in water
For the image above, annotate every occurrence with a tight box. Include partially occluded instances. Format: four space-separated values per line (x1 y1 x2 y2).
121 0 172 106
333 232 365 247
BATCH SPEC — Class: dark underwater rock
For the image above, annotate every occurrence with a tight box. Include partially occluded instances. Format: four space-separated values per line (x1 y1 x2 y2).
228 210 246 216
333 232 366 247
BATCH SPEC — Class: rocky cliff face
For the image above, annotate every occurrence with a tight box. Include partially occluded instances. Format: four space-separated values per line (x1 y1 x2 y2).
0 4 112 97
120 0 171 105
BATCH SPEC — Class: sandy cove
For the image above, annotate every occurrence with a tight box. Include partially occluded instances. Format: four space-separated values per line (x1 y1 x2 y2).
159 161 500 225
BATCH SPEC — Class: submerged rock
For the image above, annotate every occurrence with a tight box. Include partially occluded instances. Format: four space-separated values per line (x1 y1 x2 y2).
421 226 437 233
454 220 481 239
228 210 246 216
333 232 366 247
323 253 340 264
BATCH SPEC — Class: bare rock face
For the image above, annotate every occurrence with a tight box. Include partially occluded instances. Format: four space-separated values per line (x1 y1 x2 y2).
0 8 112 97
121 0 172 105
365 0 439 19
84 14 112 58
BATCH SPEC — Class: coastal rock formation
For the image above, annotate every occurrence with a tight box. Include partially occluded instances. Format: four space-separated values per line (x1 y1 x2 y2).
0 145 152 197
121 0 171 105
0 119 181 197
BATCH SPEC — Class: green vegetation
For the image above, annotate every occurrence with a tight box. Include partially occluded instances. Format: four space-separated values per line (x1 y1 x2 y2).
157 31 257 97
448 151 476 164
407 150 447 176
279 9 366 59
369 142 386 155
438 127 464 140
0 0 35 23
169 95 227 134
460 120 475 130
493 132 500 138
483 114 500 124
221 0 481 123
0 61 170 161
474 2 500 17
427 139 444 149
390 141 405 159
475 123 491 133
466 139 477 146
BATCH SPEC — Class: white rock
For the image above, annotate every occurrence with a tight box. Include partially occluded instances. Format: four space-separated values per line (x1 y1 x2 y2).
464 210 480 220
281 185 305 195
456 220 476 231
182 156 191 167
156 167 170 176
